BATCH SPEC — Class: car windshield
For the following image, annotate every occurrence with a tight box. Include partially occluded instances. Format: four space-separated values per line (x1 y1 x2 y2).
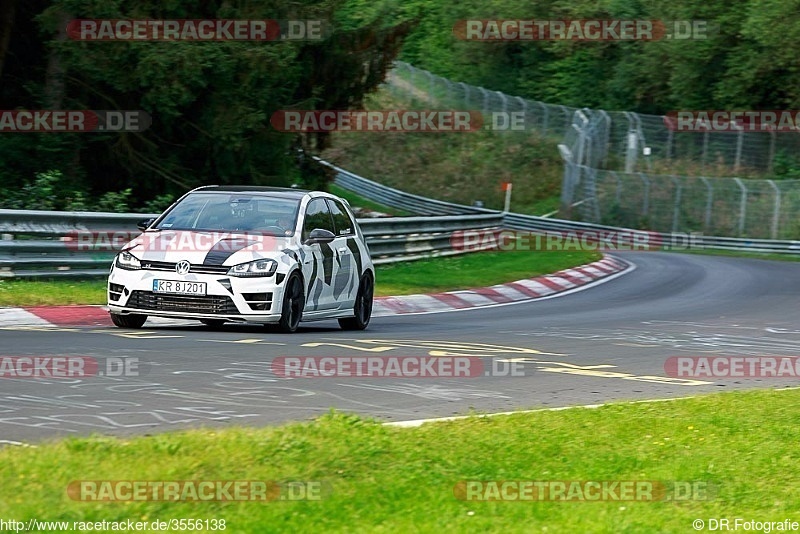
154 192 301 235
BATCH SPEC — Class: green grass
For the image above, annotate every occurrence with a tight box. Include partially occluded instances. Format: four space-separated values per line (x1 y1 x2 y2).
375 249 599 295
322 91 565 215
0 279 107 306
0 249 599 306
679 248 800 262
3 388 800 532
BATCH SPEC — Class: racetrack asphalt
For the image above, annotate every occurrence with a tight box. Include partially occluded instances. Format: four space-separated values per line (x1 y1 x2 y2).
2 251 800 444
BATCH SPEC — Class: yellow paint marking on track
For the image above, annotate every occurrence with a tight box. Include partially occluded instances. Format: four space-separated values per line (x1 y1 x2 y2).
101 330 185 339
199 339 285 345
336 339 565 356
301 342 395 352
538 366 711 386
0 326 81 332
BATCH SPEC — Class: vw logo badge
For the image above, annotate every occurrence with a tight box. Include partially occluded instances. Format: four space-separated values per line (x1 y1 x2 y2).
176 260 191 275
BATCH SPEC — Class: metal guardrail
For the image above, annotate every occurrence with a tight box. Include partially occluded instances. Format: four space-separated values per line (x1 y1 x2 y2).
319 157 495 216
323 158 800 256
4 159 800 279
0 209 504 278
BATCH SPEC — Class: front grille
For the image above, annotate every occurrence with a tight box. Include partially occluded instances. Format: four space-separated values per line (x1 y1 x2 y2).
140 261 229 275
128 291 239 314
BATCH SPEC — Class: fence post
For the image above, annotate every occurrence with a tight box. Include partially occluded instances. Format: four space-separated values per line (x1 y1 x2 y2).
701 131 709 170
540 102 549 133
640 172 650 216
733 177 747 236
624 112 637 173
768 179 780 240
479 87 489 115
734 126 744 171
670 175 682 233
599 110 611 169
700 176 713 232
768 131 777 173
497 91 507 114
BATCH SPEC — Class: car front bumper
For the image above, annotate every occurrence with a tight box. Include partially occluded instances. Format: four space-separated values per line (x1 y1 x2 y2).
107 265 288 324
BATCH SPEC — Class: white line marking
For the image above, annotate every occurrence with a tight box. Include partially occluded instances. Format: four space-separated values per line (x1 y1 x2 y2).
385 387 800 428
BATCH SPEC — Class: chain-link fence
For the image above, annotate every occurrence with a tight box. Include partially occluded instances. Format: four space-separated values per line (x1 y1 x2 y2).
387 62 800 175
561 164 800 239
385 62 800 238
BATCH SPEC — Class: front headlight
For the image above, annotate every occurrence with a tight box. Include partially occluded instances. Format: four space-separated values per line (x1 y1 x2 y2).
227 259 278 277
115 251 141 270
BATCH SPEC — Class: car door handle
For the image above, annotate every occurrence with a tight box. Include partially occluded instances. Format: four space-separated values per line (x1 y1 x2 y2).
337 247 348 253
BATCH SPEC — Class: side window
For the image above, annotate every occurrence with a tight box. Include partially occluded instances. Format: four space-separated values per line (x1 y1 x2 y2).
302 198 334 241
328 199 355 237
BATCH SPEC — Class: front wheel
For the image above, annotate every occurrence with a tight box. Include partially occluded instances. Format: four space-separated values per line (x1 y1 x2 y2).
110 312 147 329
277 272 304 333
339 273 374 331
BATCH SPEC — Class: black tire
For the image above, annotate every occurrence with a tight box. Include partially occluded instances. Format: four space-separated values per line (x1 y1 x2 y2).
110 312 147 329
277 272 304 333
200 319 226 328
339 273 374 331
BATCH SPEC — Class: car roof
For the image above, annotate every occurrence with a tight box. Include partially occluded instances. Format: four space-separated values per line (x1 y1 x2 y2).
189 185 311 199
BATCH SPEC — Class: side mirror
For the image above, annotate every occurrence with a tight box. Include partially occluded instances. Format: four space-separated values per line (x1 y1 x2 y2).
137 218 155 232
304 228 335 245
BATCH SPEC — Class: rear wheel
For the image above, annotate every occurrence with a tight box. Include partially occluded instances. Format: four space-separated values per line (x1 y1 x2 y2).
277 272 304 333
339 273 374 331
110 312 147 329
200 319 226 328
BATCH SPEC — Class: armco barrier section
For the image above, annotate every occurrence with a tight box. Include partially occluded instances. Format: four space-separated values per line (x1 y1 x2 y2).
0 209 504 278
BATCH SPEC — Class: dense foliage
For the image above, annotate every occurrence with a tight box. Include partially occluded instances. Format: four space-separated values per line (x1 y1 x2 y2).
2 0 797 209
400 0 800 114
0 0 415 209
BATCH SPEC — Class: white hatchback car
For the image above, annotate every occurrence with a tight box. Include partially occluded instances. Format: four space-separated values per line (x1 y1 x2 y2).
107 186 375 333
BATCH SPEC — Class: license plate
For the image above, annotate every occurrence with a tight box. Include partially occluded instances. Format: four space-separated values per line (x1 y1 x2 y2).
152 280 207 295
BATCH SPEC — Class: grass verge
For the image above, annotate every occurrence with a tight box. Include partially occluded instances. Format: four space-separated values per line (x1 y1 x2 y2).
0 249 600 306
322 91 564 215
2 388 799 532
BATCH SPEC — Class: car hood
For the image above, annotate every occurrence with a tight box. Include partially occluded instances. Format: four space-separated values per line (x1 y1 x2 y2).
122 230 293 266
